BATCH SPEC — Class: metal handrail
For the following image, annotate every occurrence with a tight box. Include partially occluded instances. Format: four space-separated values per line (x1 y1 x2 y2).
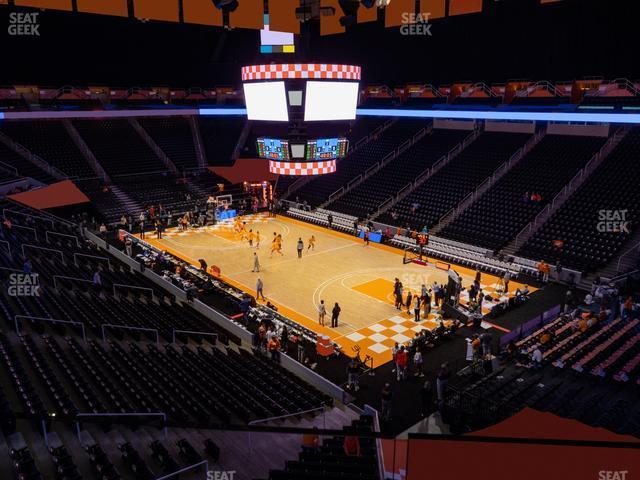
101 323 159 344
12 224 39 241
112 283 154 299
15 315 86 340
328 187 344 202
75 412 167 440
438 207 455 226
458 191 474 209
171 329 218 344
248 404 326 426
363 404 385 480
52 275 94 290
0 160 18 175
45 230 80 247
513 223 533 249
155 460 210 480
73 252 111 269
0 239 10 256
347 175 362 189
376 196 395 213
365 162 380 176
396 182 412 198
22 243 64 260
616 241 640 273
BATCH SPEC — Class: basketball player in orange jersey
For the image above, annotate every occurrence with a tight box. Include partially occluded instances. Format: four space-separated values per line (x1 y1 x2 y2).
239 223 249 241
247 229 255 247
307 235 316 251
255 231 261 249
275 233 284 256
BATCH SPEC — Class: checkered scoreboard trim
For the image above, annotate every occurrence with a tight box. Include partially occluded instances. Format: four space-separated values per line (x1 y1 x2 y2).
242 64 361 81
269 160 336 176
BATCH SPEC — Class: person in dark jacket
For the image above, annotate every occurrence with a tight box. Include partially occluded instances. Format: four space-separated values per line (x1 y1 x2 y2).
331 302 341 328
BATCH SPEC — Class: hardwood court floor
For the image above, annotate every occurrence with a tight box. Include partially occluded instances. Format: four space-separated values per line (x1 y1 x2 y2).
140 214 534 366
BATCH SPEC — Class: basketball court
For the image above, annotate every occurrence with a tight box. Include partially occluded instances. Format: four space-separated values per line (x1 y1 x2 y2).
139 214 536 366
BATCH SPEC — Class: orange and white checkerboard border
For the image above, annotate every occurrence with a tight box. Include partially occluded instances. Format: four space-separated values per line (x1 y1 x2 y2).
269 160 336 176
242 64 361 81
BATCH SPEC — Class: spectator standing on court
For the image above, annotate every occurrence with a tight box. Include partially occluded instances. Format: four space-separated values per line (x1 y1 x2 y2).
318 300 326 326
405 290 413 314
413 295 421 322
297 237 304 258
432 282 441 307
252 252 261 272
256 278 265 301
331 302 341 327
423 289 432 318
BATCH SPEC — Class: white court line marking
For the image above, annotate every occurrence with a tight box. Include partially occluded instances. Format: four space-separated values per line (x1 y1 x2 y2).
226 242 359 276
313 267 412 338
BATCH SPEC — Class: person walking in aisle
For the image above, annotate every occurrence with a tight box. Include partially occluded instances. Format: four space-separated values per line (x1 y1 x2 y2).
331 302 341 328
381 383 393 421
256 278 265 301
125 236 133 258
346 358 360 391
414 350 424 377
436 362 451 408
419 379 433 417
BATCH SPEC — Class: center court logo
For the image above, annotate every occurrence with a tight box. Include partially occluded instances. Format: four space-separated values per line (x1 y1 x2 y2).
400 272 431 287
8 12 40 36
400 12 433 36
8 273 40 297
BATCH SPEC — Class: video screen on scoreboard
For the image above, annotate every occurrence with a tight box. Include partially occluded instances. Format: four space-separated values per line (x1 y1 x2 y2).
306 138 349 161
256 137 290 161
304 81 359 121
243 81 289 121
